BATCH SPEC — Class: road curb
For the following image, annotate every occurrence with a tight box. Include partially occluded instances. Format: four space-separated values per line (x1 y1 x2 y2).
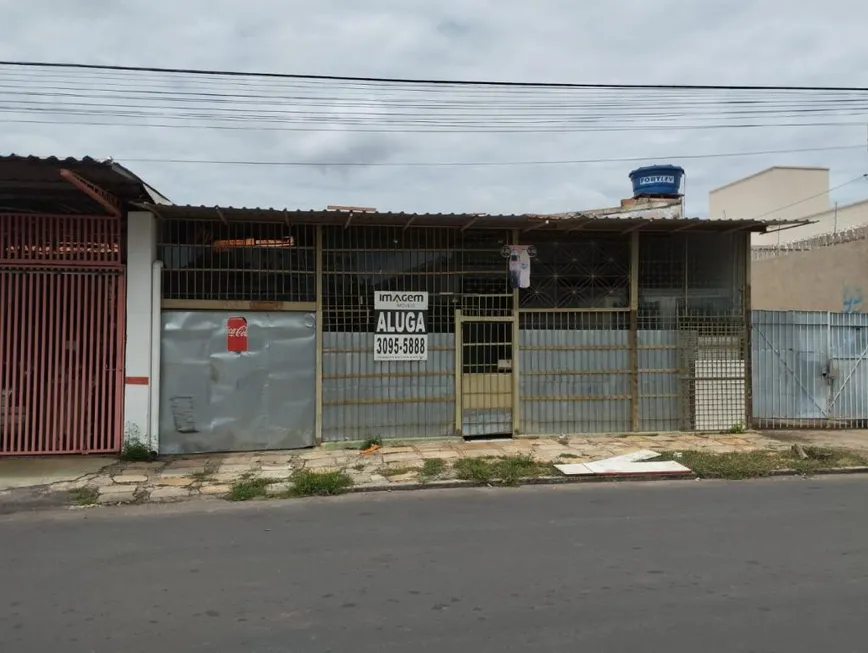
768 465 868 477
347 465 868 495
346 470 697 494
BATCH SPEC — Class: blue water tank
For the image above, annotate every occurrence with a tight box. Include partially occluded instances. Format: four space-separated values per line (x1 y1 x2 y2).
629 164 684 197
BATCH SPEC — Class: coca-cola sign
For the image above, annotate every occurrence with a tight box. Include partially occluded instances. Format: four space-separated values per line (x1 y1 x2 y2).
227 316 248 353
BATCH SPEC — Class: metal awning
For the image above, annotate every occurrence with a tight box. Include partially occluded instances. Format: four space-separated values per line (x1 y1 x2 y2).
137 202 813 234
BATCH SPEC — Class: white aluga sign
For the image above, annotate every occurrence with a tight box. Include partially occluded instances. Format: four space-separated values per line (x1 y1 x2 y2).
373 291 429 361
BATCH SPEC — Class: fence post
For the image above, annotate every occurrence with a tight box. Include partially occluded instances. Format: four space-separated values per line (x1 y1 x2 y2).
743 232 753 429
630 231 640 432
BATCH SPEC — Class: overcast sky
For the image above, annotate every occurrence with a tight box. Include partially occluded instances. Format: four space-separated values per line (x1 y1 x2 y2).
2 0 868 216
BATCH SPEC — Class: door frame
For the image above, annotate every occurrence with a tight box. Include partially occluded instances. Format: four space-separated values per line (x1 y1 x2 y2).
454 309 519 436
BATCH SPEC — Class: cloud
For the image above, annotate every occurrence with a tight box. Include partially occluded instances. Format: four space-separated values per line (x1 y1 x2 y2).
2 0 868 216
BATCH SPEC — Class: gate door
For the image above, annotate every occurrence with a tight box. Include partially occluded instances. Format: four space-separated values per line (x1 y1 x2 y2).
457 314 514 436
0 213 125 454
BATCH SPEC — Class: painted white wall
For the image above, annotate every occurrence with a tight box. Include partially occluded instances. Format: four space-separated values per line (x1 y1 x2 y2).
709 167 830 221
123 210 157 449
752 198 868 246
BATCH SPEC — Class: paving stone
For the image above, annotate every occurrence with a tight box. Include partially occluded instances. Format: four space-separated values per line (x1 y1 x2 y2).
211 472 247 483
258 469 292 480
153 476 194 487
421 450 459 459
164 458 209 469
97 489 137 504
160 467 205 478
303 466 342 474
459 449 503 459
149 486 191 500
300 450 334 460
112 474 149 484
99 483 138 495
387 472 420 483
219 454 261 465
200 484 231 496
260 463 294 472
378 446 416 454
122 462 164 471
265 482 292 496
306 457 349 469
217 464 256 474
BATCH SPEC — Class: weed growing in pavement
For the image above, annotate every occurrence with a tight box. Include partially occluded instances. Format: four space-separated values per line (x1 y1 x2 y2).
120 440 155 462
290 470 353 497
654 448 868 480
359 437 383 451
728 422 746 434
557 453 581 459
70 486 99 506
227 476 273 501
453 455 555 486
378 466 420 478
352 463 366 472
420 458 447 481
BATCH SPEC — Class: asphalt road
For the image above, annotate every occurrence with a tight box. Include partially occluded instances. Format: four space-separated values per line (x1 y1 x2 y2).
2 477 867 652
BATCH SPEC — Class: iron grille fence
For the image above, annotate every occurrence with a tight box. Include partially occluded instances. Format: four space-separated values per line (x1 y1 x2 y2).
315 226 749 440
158 220 316 302
320 226 509 441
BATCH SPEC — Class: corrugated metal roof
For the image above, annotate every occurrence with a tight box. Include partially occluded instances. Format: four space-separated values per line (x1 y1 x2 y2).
0 154 109 165
0 153 170 211
138 202 811 233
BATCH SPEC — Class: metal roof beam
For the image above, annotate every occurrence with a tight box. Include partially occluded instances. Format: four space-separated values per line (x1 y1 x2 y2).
59 168 122 217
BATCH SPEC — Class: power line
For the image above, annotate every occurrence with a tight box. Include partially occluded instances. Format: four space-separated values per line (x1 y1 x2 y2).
1 65 866 135
2 60 868 92
4 117 866 134
116 144 866 168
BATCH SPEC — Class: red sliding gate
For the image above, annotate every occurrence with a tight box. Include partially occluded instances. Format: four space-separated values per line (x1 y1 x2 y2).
0 213 126 454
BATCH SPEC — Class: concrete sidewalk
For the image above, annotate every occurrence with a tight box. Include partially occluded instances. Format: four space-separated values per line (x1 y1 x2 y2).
760 429 868 454
0 431 788 507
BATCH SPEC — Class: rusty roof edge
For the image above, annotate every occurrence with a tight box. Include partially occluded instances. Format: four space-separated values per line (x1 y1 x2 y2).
135 202 814 231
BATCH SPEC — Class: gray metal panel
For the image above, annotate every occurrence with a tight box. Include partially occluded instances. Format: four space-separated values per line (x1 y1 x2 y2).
751 310 829 422
159 311 316 454
518 330 630 434
638 330 680 431
828 312 868 419
322 332 455 442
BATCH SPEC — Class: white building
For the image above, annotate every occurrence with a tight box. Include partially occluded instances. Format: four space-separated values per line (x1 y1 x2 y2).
709 166 868 246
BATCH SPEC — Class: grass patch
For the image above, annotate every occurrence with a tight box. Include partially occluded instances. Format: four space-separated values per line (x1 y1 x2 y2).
290 469 354 497
120 440 155 462
420 458 447 480
655 448 868 480
557 453 581 459
359 437 383 451
227 476 273 502
70 486 99 506
454 455 555 486
378 465 420 478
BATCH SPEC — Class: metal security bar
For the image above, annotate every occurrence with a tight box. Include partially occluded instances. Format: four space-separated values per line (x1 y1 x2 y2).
320 226 510 442
0 213 122 267
0 213 126 455
518 310 631 434
158 220 316 302
458 314 514 436
752 310 868 428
